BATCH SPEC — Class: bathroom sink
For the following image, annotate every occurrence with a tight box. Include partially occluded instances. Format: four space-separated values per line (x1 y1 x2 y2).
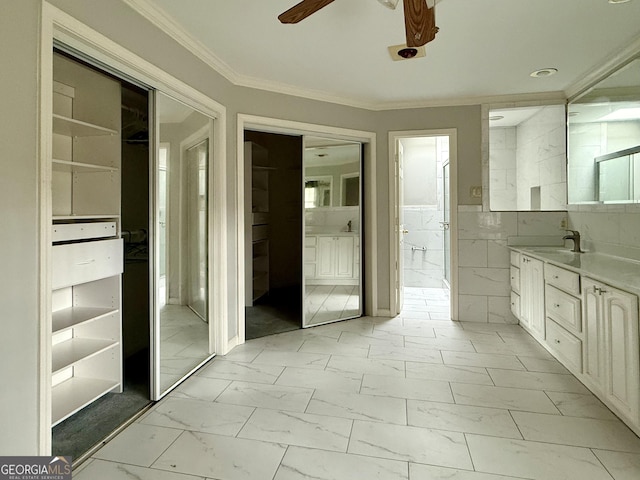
525 247 583 267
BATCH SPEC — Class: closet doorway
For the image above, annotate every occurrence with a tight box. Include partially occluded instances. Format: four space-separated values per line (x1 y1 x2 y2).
243 129 364 339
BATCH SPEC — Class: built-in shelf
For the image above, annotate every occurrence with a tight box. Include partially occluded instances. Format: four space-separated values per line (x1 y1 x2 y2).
253 165 276 171
52 306 119 334
52 377 120 426
52 338 119 374
52 114 118 137
52 159 118 173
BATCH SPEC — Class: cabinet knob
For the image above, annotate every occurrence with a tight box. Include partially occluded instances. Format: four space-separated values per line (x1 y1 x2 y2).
554 339 561 344
554 303 560 308
553 275 559 279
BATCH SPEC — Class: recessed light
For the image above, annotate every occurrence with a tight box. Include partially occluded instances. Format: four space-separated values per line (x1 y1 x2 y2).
530 68 558 78
489 115 504 121
608 0 631 4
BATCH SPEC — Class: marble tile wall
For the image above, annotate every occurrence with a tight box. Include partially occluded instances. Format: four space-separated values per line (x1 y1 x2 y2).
489 127 517 210
403 206 444 288
457 207 567 323
567 203 640 261
516 105 566 210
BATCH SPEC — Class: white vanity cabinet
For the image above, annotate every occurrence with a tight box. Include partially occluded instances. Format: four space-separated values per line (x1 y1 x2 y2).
544 264 583 375
50 53 123 426
519 255 545 341
509 251 521 318
583 278 640 426
305 234 359 285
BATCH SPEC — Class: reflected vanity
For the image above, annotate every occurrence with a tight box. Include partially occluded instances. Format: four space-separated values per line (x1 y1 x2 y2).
303 138 363 327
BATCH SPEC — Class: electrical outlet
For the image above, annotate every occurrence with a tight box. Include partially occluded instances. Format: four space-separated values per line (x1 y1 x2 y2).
470 186 482 198
560 218 567 229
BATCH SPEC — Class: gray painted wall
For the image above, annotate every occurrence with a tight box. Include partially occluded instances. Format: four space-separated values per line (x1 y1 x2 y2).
1 0 482 453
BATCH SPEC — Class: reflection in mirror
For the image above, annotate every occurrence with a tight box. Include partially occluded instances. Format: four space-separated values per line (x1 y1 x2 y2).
305 176 332 208
489 105 566 211
303 137 362 327
156 92 213 395
304 139 360 208
568 57 640 204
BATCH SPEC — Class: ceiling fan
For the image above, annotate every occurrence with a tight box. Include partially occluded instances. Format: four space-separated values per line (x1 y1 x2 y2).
278 0 439 48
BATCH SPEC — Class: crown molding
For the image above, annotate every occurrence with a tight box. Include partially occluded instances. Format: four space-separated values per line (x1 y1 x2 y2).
123 0 567 111
565 31 640 102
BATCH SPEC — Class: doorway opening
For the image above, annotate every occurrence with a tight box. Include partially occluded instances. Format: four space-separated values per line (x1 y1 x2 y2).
391 131 458 319
244 130 304 340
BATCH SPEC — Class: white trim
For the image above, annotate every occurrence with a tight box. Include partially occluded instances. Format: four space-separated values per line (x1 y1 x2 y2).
121 0 568 112
237 114 378 345
388 129 459 320
40 2 230 451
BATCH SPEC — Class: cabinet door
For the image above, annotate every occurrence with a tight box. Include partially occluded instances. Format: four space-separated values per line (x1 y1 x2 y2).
528 258 545 340
335 237 354 278
603 286 639 422
520 256 544 337
316 237 336 278
583 279 606 392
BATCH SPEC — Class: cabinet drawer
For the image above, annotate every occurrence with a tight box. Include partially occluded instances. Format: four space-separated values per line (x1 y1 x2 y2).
510 251 520 267
545 263 580 295
510 291 520 318
305 246 317 262
304 263 316 278
545 285 581 335
546 318 582 373
52 222 117 242
304 236 317 247
510 267 520 293
52 239 123 290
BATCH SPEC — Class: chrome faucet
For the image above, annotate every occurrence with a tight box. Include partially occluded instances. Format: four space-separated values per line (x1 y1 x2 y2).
347 220 352 232
563 230 582 253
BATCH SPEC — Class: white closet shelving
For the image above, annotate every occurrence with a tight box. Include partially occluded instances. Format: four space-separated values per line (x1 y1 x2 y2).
50 53 123 427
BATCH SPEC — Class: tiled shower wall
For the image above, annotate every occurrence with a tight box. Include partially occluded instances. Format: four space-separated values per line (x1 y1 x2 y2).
456 208 567 323
403 205 444 287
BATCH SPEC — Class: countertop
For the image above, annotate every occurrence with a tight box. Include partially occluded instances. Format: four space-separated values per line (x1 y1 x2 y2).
510 246 640 297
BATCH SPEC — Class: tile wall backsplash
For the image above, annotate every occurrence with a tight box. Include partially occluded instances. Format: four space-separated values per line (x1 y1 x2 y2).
568 203 640 261
305 207 360 232
456 208 567 323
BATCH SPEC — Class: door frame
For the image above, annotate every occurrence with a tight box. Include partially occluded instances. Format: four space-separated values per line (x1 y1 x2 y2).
388 129 459 319
236 114 377 345
39 3 228 452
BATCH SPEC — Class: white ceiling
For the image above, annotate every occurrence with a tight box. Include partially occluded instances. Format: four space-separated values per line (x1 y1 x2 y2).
130 0 640 109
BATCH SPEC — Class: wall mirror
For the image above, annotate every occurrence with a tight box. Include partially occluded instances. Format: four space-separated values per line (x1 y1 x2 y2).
155 92 214 397
568 56 640 204
304 139 360 209
488 104 566 211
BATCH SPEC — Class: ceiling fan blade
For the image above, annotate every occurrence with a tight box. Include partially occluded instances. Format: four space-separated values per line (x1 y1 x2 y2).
403 0 439 47
278 0 336 24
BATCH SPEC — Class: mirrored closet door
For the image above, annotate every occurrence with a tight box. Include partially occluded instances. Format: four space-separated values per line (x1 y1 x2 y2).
153 92 214 398
303 137 363 327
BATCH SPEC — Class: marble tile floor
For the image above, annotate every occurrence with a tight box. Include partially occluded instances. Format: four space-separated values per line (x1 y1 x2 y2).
76 296 640 480
305 284 361 325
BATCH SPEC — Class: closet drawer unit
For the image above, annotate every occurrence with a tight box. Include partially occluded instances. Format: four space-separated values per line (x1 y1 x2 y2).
52 238 123 290
252 225 268 242
52 222 117 242
510 251 521 267
510 267 520 293
510 291 520 318
252 212 269 225
546 318 582 373
545 285 581 335
545 264 580 295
